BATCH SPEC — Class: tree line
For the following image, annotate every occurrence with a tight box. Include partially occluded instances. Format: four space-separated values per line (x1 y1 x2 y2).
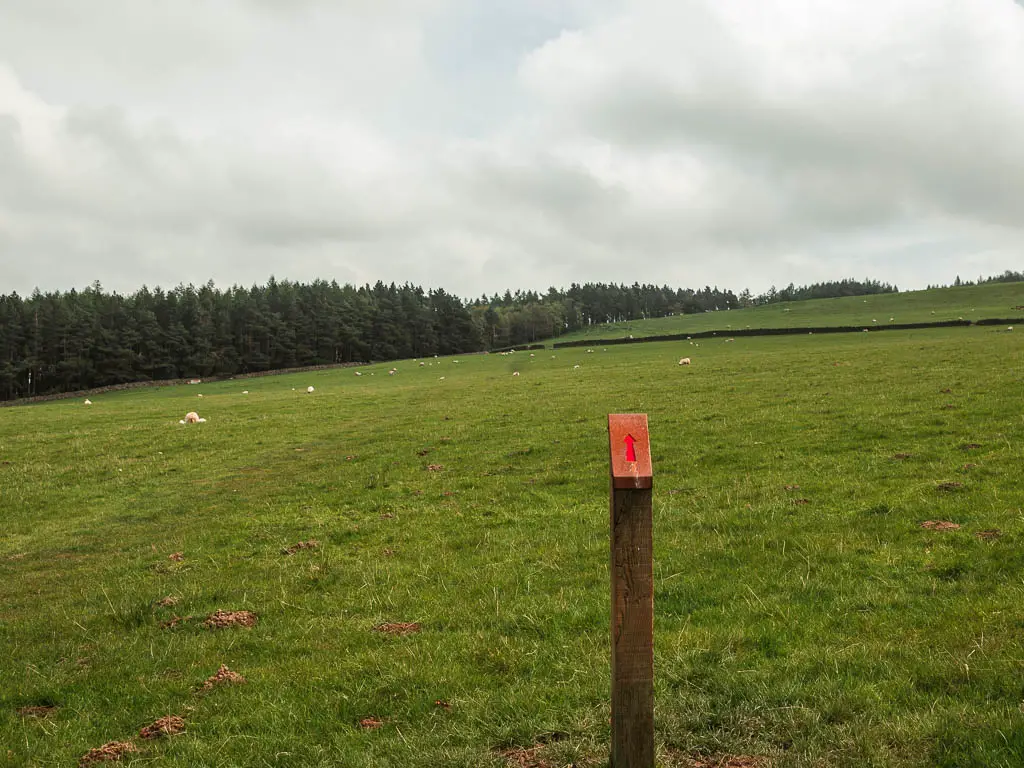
1 276 898 401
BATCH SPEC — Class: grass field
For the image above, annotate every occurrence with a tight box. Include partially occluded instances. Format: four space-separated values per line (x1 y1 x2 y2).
2 323 1023 766
554 282 1024 344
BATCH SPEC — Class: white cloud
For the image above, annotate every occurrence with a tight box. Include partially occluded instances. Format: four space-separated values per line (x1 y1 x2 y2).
1 0 1022 297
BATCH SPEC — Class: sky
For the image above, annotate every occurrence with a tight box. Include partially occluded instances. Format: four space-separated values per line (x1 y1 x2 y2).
1 0 1022 299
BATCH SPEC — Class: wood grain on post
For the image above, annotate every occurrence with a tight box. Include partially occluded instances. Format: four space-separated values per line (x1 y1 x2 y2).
608 414 654 768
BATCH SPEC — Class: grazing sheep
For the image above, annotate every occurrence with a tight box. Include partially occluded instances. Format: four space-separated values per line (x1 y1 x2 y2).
512 371 520 377
242 390 249 394
184 411 201 424
389 370 396 376
1009 326 1014 332
439 376 446 381
573 364 580 369
197 393 203 398
419 362 425 367
84 399 92 405
307 386 315 393
678 357 691 365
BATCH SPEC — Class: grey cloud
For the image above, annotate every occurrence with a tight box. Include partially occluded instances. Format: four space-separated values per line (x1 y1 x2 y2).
1 1 1023 298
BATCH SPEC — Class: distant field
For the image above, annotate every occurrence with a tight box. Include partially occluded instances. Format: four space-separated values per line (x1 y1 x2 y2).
554 282 1024 343
2 325 1023 766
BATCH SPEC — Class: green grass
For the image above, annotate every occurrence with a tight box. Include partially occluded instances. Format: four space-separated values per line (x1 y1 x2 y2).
554 282 1024 343
1 325 1023 766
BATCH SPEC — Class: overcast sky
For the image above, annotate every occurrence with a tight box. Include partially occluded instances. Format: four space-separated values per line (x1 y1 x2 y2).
1 0 1022 298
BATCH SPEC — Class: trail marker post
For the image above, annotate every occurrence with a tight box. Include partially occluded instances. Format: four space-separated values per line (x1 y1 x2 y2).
608 414 654 768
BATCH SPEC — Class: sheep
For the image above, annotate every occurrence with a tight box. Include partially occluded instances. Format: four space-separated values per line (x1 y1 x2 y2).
389 369 396 376
419 362 425 367
197 393 203 398
307 386 315 393
573 364 580 369
512 371 520 377
355 371 362 376
242 390 249 394
439 376 446 381
1009 326 1014 332
84 399 92 405
184 411 201 424
678 357 691 365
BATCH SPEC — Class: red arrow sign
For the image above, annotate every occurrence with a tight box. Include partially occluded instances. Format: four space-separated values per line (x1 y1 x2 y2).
624 434 637 462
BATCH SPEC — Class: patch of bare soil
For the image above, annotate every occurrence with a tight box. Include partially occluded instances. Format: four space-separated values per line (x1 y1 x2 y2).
345 455 355 461
783 484 800 491
921 520 961 531
160 615 191 629
940 388 953 394
203 610 257 629
960 443 982 450
155 596 179 608
383 548 395 557
791 498 810 505
417 449 431 456
6 552 26 560
282 539 319 555
426 464 444 471
962 463 977 470
78 741 138 766
936 481 964 491
941 403 956 410
496 745 552 768
17 705 57 718
359 717 384 729
976 529 1002 541
374 622 421 636
168 552 184 562
200 664 246 691
380 513 395 520
434 699 451 710
139 715 185 739
684 756 769 768
892 453 913 460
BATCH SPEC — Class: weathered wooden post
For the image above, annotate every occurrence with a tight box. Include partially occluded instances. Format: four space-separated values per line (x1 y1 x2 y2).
608 414 654 768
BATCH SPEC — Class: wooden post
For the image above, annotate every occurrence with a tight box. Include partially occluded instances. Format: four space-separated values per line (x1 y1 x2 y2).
608 414 654 768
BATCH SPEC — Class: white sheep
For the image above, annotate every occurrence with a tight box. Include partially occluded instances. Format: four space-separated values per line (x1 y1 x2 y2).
355 371 362 376
573 364 580 369
512 371 520 377
419 362 425 367
84 399 92 405
197 393 203 398
678 357 691 365
242 390 249 394
1009 326 1014 332
307 386 315 393
183 411 201 424
439 376 446 381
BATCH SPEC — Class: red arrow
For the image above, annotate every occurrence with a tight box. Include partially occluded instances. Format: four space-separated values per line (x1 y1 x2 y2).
624 434 637 462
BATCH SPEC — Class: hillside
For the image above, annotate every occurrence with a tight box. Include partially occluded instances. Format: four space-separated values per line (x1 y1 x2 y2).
553 281 1024 343
2 326 1023 765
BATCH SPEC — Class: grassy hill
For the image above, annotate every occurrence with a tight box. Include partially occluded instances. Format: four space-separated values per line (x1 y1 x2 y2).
2 323 1023 766
553 281 1024 344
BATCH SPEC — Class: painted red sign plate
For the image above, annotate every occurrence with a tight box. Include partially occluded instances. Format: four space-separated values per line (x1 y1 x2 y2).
608 414 653 490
